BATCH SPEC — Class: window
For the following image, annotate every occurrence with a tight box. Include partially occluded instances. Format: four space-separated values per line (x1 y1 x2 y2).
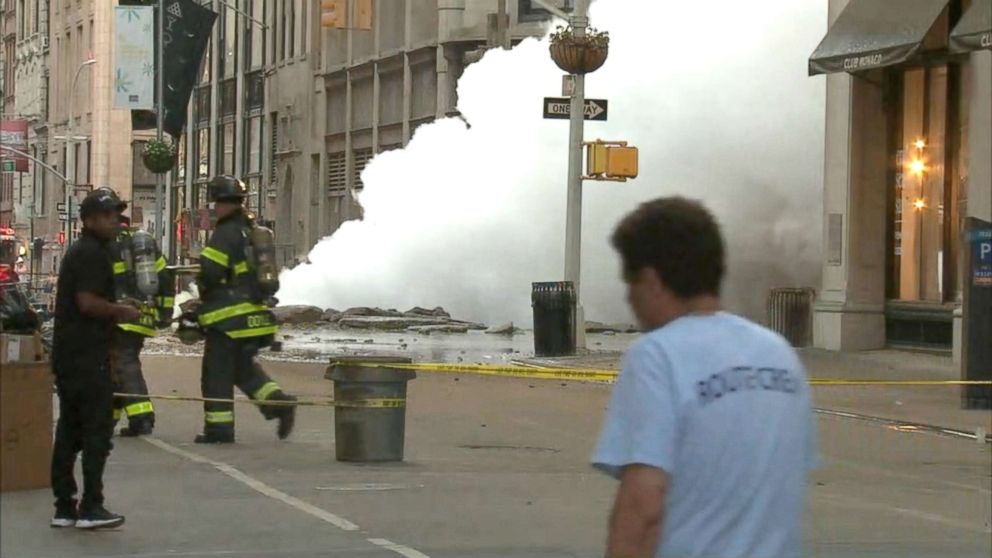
200 37 211 83
222 7 237 77
287 0 295 59
195 86 211 126
34 145 46 214
245 116 263 174
352 149 373 190
244 176 260 213
220 78 237 117
247 0 264 69
327 152 346 195
270 113 279 182
219 123 235 175
197 128 210 178
177 135 186 181
278 0 286 61
246 71 264 111
886 64 963 305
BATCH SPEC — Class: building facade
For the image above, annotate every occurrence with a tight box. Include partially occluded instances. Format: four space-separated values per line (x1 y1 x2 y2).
810 0 991 364
5 0 563 271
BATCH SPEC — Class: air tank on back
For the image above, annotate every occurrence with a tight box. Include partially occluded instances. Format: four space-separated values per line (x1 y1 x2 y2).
131 230 160 301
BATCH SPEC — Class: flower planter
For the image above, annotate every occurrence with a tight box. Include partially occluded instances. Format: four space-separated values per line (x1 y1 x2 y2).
142 139 176 174
549 42 608 75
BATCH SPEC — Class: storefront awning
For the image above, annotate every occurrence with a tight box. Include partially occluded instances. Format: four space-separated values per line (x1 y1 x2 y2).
950 0 992 53
809 0 950 76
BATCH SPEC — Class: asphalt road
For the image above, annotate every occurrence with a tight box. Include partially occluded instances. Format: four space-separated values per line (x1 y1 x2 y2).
2 355 989 558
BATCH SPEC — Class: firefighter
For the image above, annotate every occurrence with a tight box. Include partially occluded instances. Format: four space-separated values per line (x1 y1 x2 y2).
104 189 175 437
194 175 296 444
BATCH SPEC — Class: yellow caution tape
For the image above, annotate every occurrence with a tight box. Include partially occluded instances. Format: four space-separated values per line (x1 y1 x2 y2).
333 361 992 387
114 392 405 409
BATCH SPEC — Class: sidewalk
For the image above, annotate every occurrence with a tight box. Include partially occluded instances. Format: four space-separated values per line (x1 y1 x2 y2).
518 348 991 437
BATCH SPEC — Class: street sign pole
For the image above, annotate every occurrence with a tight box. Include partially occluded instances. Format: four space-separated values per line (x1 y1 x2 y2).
155 0 165 248
565 0 590 351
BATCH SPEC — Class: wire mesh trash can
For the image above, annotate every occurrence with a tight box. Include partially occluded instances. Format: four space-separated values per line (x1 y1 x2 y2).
325 356 415 463
532 281 577 357
767 288 815 347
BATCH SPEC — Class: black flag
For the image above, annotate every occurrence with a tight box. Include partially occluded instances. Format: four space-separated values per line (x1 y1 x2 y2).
120 0 217 137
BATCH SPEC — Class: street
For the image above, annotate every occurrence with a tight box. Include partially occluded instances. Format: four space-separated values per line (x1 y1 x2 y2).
2 353 990 558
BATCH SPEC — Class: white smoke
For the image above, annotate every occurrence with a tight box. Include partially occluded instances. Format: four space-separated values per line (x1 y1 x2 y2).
278 0 827 325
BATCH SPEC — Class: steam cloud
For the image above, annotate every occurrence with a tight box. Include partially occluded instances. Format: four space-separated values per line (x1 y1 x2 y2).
278 0 827 325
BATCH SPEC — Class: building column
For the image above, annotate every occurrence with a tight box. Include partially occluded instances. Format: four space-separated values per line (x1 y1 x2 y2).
813 70 889 351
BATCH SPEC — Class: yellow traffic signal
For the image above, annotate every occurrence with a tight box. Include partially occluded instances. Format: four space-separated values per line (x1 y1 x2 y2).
321 0 373 30
584 140 639 181
321 0 346 29
586 143 607 176
607 146 638 179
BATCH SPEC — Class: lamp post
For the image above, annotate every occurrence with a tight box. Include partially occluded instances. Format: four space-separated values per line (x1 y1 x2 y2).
65 57 96 248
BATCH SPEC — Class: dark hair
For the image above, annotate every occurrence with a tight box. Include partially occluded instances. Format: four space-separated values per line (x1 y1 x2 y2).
611 196 725 298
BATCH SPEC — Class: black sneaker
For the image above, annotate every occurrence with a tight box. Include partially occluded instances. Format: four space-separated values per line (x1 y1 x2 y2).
75 506 125 530
50 501 78 528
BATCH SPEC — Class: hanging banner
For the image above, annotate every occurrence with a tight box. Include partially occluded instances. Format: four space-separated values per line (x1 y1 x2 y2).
114 6 156 110
0 120 29 172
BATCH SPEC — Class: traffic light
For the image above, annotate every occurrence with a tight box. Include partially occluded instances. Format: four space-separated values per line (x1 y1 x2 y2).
321 0 372 30
584 140 639 181
58 231 65 246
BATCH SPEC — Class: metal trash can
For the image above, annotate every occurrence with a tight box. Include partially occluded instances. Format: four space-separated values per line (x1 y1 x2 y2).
767 288 815 347
325 356 415 463
532 281 577 357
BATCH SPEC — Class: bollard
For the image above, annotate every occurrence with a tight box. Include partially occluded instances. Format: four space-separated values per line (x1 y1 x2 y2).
325 356 415 463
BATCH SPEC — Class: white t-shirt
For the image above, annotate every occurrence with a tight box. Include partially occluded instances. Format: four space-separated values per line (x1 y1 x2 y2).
593 312 816 558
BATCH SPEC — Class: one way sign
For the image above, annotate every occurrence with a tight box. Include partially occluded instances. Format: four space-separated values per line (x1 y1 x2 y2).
542 97 608 121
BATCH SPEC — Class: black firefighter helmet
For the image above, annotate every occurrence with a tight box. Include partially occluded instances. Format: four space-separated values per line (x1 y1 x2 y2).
93 186 128 212
208 175 248 204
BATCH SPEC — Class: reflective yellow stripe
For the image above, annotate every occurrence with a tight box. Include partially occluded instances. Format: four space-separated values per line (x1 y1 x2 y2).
113 409 123 421
155 256 167 272
234 261 250 275
113 261 127 274
253 382 280 401
227 325 279 339
205 411 234 424
198 302 268 326
201 246 230 267
158 296 175 308
117 323 157 336
125 401 154 417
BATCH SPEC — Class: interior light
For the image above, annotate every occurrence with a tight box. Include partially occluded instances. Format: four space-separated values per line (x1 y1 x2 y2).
913 139 926 150
913 198 926 210
909 159 926 174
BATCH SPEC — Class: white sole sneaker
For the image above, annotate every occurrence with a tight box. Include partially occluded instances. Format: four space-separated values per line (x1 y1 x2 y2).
50 518 76 528
75 517 125 530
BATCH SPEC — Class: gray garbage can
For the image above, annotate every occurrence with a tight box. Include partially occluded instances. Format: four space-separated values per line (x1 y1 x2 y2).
325 356 415 463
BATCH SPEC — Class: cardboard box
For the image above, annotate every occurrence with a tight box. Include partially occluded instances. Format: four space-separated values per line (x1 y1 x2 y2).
0 333 45 364
0 361 53 492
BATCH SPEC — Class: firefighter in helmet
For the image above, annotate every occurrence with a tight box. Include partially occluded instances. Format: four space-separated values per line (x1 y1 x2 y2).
101 186 175 436
194 175 296 444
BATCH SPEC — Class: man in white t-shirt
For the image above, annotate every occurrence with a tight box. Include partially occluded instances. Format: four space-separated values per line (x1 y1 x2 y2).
593 197 816 558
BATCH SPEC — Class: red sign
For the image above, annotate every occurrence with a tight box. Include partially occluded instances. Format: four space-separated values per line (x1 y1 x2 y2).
0 120 29 172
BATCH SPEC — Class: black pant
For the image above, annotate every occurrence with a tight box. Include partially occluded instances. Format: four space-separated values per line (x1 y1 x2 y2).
51 369 114 510
201 330 281 435
111 330 154 425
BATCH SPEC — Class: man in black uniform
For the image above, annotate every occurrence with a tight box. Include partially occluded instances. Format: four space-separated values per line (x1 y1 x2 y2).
195 175 296 444
50 190 141 529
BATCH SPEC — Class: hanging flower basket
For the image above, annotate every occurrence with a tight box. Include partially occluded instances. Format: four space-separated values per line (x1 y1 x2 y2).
142 138 176 174
549 25 610 75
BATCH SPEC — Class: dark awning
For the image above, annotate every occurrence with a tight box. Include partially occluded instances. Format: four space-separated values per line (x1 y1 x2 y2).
950 0 992 53
809 0 950 76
